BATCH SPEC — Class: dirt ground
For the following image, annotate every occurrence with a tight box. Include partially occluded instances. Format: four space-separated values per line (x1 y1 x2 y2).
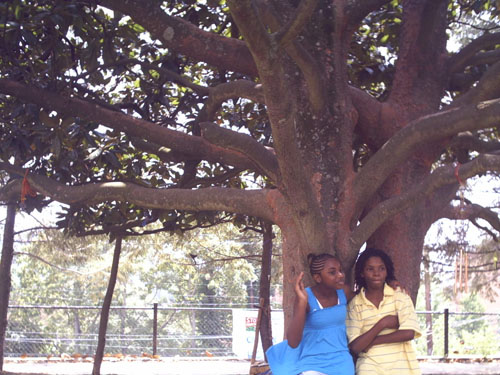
2 357 500 375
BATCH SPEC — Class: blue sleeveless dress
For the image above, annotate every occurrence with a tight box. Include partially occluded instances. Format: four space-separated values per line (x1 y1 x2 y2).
265 288 354 375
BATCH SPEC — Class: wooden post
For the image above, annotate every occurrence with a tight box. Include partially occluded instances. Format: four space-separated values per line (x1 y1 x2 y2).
444 308 449 358
249 298 271 375
251 298 264 364
153 303 158 356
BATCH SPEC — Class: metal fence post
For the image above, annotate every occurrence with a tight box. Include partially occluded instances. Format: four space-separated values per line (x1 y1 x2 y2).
444 308 449 357
153 303 158 356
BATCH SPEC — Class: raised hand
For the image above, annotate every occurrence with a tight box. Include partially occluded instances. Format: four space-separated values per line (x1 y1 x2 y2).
294 272 308 306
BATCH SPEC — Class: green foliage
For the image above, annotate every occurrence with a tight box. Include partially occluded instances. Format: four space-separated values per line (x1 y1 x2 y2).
136 223 274 307
415 290 498 356
10 222 276 306
422 236 500 303
6 222 281 354
1 0 499 235
0 0 260 235
449 294 499 356
417 250 500 357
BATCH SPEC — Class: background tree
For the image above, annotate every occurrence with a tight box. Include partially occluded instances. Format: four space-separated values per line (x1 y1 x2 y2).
1 0 500 326
6 222 271 356
0 200 16 371
418 211 500 357
93 235 122 375
423 233 500 302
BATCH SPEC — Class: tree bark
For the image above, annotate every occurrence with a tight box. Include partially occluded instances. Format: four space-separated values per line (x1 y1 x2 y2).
0 203 16 371
92 236 122 375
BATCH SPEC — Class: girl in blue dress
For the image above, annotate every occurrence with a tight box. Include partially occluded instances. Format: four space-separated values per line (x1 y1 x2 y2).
266 253 355 375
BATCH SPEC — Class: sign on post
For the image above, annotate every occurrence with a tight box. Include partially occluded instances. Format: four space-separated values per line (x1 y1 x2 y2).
232 309 284 359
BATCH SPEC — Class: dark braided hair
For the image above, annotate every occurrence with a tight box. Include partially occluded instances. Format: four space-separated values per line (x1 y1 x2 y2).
354 248 396 293
307 253 339 275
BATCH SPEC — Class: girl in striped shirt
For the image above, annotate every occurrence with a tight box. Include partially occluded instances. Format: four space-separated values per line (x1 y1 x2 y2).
346 248 421 375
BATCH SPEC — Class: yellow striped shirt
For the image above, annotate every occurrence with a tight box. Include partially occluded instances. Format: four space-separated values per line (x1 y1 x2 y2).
346 284 421 375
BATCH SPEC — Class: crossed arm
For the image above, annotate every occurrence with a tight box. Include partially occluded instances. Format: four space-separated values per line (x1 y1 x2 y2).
348 315 415 355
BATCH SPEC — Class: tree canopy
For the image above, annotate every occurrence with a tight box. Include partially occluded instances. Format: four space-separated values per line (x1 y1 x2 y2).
1 0 500 317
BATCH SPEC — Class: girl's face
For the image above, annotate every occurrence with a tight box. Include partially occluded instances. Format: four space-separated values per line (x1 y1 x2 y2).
314 258 345 289
361 256 387 290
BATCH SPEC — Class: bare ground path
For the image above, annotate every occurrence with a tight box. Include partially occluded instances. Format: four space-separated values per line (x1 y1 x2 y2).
2 357 500 375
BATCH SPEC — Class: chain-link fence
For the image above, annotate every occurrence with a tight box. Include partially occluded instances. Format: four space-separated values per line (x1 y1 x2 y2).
6 305 233 357
5 306 500 358
415 310 500 357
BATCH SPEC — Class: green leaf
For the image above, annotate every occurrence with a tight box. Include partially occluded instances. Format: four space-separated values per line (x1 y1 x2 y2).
132 23 145 33
14 5 21 19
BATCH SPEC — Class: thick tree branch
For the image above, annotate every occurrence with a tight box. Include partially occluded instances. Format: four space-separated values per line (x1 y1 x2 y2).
448 50 500 91
198 80 265 122
98 0 257 76
0 162 275 222
123 82 263 187
353 98 500 215
181 168 244 189
227 0 273 64
229 1 329 252
448 71 484 92
351 153 500 251
178 79 265 187
129 138 196 164
440 202 500 240
389 0 448 102
274 0 319 48
349 86 384 148
252 6 321 112
0 79 258 171
181 80 265 186
452 60 500 107
200 122 280 182
227 1 314 192
466 49 500 67
286 47 326 113
254 0 325 112
448 32 500 74
449 132 500 156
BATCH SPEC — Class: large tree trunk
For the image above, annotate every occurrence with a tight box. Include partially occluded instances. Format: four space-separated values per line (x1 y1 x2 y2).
92 236 122 375
0 203 16 371
367 160 459 300
279 220 306 329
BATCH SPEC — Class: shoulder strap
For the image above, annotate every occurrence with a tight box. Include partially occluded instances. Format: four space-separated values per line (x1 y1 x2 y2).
306 287 321 311
337 288 347 305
